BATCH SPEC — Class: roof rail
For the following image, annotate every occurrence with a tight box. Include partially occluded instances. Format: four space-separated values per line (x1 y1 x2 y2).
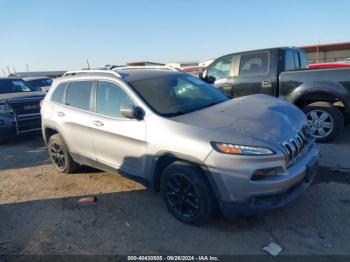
113 66 179 72
63 70 122 78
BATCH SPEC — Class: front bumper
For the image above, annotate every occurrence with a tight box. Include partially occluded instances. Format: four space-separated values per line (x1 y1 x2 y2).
0 113 41 140
204 143 319 218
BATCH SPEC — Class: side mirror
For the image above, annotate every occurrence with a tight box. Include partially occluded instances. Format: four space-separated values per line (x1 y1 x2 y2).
120 105 145 120
199 69 216 84
199 69 207 80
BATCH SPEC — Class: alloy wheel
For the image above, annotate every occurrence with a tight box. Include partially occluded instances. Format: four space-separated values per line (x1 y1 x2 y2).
50 142 65 169
306 109 334 139
165 174 200 218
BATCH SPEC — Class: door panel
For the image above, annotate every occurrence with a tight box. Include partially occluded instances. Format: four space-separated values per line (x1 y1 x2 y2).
90 116 146 176
59 106 94 159
232 51 275 98
58 81 95 160
90 81 147 177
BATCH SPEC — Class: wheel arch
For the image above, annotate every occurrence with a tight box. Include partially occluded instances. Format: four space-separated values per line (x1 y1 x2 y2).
293 90 348 113
43 126 59 144
150 151 218 196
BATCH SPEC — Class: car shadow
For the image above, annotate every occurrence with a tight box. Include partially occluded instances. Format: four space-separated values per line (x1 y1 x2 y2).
0 174 348 256
0 134 50 171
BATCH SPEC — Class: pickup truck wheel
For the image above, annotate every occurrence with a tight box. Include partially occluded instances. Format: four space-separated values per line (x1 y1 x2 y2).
303 102 344 143
48 134 78 173
161 161 215 226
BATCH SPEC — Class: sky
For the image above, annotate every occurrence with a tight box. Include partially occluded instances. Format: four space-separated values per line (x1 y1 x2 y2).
0 0 350 73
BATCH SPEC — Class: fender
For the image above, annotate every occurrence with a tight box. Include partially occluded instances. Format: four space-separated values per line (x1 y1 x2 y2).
149 151 204 189
286 81 350 111
148 151 222 203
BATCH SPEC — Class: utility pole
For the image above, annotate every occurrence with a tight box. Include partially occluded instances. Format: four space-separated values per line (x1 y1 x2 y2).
1 68 6 77
26 64 30 76
7 66 10 76
13 66 16 75
86 59 91 69
316 40 320 63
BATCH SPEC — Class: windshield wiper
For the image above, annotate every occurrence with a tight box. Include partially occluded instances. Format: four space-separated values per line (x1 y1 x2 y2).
162 110 187 117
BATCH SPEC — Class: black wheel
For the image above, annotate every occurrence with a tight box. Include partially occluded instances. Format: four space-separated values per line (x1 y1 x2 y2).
161 161 215 226
303 102 344 143
48 134 78 173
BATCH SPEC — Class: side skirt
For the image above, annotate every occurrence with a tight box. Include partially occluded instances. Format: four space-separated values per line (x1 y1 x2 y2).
70 152 150 188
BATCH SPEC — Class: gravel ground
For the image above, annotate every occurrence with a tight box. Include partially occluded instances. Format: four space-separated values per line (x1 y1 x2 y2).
0 134 350 256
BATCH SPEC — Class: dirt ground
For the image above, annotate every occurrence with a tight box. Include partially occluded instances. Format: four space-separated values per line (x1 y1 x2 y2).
0 133 350 256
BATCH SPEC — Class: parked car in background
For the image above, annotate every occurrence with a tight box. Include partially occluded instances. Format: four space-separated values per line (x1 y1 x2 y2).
41 67 319 225
24 76 53 92
180 66 205 77
309 62 350 69
200 47 350 142
0 78 45 142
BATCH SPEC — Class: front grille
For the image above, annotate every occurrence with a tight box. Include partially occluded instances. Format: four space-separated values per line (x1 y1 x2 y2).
6 96 43 134
7 96 43 115
281 128 309 166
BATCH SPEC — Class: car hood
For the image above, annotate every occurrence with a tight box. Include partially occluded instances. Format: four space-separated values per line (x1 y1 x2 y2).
0 91 46 102
172 94 306 148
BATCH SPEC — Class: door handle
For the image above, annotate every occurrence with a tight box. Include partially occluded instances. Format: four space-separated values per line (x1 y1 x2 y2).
92 120 104 127
57 111 65 117
261 80 272 88
223 83 231 88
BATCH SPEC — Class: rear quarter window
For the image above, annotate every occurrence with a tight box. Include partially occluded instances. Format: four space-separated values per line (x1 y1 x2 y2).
51 83 66 103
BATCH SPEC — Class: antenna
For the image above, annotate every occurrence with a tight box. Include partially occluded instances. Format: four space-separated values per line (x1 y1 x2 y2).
26 64 30 76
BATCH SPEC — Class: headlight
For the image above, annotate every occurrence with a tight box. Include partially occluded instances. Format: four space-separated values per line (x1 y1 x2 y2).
211 142 275 156
0 104 13 114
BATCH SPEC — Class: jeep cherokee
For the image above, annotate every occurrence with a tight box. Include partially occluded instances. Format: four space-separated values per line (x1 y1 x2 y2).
41 67 319 225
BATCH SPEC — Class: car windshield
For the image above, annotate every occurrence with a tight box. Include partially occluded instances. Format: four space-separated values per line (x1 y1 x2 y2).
27 78 52 88
0 79 37 94
129 73 229 117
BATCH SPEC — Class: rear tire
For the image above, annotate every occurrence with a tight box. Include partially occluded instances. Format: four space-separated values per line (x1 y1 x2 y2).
48 134 78 173
303 102 344 143
161 161 215 226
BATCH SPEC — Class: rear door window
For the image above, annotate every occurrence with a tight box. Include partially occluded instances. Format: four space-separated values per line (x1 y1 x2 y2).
299 51 309 68
284 50 296 70
294 52 301 68
239 52 269 76
65 81 93 111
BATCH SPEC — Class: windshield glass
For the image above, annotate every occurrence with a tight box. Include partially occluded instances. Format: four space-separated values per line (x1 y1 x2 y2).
27 78 52 88
129 73 229 117
0 79 37 94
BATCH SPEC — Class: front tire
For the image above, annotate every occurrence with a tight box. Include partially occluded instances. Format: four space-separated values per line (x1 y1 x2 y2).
161 161 215 226
303 102 344 143
48 134 78 173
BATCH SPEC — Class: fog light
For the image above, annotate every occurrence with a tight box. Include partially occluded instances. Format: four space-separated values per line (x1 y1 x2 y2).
251 167 284 181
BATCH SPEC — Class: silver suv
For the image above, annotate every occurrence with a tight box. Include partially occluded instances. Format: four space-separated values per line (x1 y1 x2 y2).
41 67 319 225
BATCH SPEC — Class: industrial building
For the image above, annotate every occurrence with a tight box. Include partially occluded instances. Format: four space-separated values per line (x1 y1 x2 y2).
302 42 350 63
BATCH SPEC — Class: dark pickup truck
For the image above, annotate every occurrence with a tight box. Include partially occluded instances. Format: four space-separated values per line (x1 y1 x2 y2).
0 78 45 143
200 47 350 142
